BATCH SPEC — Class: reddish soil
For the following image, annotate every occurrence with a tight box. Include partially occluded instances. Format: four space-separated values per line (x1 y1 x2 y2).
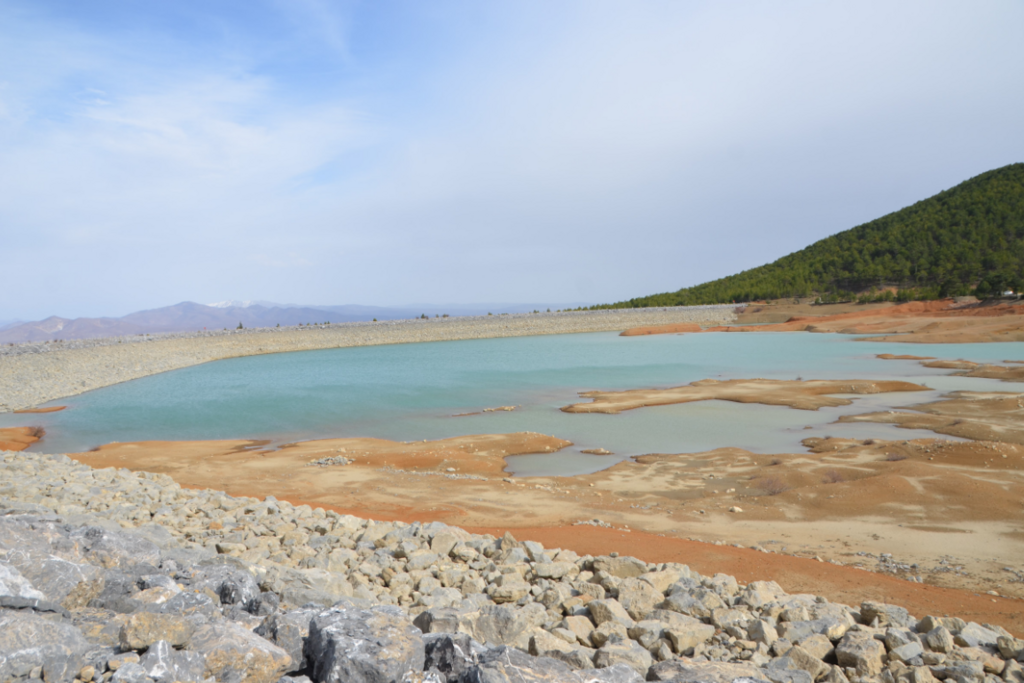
0 426 44 451
621 323 702 336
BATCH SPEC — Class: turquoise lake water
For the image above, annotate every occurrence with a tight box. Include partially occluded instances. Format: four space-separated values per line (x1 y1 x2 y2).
4 331 1022 476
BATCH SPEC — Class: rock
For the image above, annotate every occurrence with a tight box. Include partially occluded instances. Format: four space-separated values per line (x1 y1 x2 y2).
190 619 292 683
308 607 425 683
430 532 460 558
798 634 834 661
917 616 967 634
997 635 1024 661
0 611 91 683
646 660 765 682
615 578 661 621
70 525 162 570
423 633 479 680
110 661 155 683
547 647 596 671
593 641 653 675
587 663 645 682
254 607 319 673
0 561 46 600
414 607 462 634
743 581 787 609
530 629 576 656
926 627 955 654
860 601 914 628
778 618 850 642
138 640 205 683
591 621 630 649
639 567 691 594
955 623 1001 649
461 645 586 682
562 615 596 647
459 604 546 647
664 621 716 654
775 645 831 681
491 577 531 604
591 556 648 579
712 607 753 631
890 641 925 664
934 661 985 683
119 612 192 650
749 620 780 646
534 562 576 580
835 631 885 676
588 599 635 628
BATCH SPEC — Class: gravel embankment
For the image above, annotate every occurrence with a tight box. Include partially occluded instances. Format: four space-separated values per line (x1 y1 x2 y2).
0 306 737 412
2 449 1020 683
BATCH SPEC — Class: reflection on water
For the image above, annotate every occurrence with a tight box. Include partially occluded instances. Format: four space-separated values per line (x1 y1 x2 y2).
2 331 1020 476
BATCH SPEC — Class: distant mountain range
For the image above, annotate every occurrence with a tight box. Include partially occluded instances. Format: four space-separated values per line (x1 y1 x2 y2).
0 301 588 343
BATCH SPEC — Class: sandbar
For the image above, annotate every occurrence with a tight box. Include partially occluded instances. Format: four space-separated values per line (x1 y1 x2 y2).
561 378 928 414
0 426 44 451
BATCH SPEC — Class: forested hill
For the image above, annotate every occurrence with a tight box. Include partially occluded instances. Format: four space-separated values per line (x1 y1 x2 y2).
604 163 1024 307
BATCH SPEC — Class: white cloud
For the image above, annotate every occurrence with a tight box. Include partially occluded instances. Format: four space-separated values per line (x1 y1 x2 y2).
0 1 1022 318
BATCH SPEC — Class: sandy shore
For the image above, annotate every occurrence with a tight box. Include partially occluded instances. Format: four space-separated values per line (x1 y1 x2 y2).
67 428 1024 628
0 306 736 412
622 298 1024 343
561 378 929 414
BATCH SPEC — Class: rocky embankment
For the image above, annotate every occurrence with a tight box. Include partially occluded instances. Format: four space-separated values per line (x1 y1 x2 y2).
2 451 1022 683
0 307 737 413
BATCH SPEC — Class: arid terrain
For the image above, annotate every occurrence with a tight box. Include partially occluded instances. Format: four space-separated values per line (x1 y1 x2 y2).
6 300 1024 634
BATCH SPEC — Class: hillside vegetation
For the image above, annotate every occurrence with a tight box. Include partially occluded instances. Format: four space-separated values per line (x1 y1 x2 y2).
604 163 1024 307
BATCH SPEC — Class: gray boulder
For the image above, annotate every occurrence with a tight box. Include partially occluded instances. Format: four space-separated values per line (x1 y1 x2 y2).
458 603 546 647
308 606 425 683
424 633 480 680
189 619 293 683
0 611 92 683
255 607 320 673
191 561 262 610
70 525 162 570
0 561 46 600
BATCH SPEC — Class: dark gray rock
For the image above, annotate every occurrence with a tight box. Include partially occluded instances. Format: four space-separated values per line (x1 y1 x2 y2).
191 562 261 611
0 611 92 683
139 640 206 683
254 607 320 674
424 633 479 679
88 571 143 614
308 607 425 683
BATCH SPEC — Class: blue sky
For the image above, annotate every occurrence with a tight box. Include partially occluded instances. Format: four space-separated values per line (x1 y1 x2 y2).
1 1 1023 320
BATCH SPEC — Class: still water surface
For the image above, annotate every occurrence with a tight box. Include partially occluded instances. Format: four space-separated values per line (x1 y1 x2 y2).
5 332 1021 476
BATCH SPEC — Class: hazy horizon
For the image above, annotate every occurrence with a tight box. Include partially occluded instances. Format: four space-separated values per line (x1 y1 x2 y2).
2 1 1023 321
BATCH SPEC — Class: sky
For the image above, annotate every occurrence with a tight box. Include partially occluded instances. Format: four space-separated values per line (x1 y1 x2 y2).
1 1 1023 321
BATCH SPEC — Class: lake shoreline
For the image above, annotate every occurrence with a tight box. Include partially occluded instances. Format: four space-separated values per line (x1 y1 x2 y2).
0 306 737 413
